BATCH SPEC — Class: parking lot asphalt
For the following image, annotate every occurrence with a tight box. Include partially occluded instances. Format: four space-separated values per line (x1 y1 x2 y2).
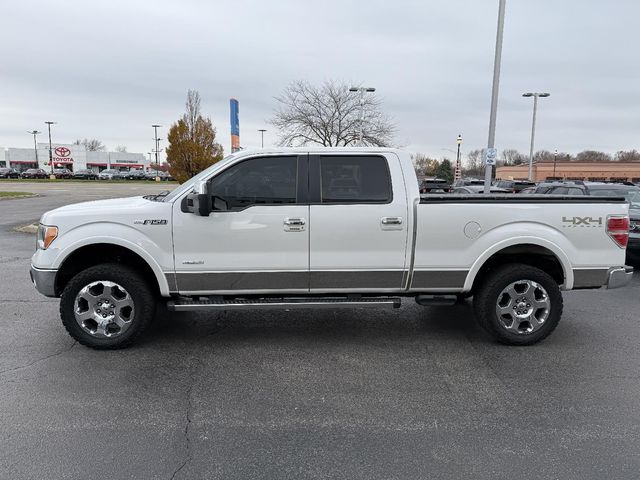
1 183 640 479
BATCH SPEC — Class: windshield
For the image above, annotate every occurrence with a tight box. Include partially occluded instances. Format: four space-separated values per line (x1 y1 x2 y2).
628 190 640 209
162 153 239 202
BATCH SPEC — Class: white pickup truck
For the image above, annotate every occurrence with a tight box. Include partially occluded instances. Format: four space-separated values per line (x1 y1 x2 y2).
30 148 633 349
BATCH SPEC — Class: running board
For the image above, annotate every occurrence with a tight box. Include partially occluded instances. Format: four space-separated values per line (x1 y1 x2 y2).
415 294 458 306
167 296 402 311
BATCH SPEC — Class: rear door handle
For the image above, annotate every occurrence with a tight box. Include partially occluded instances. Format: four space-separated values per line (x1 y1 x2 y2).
381 217 403 225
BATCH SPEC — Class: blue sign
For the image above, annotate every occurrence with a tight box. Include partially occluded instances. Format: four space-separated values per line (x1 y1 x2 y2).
229 98 239 136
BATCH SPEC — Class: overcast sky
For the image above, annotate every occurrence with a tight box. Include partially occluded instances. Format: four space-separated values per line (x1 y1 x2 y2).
1 0 638 161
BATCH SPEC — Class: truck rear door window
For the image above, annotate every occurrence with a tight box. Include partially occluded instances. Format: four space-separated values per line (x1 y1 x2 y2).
209 156 298 209
319 155 391 204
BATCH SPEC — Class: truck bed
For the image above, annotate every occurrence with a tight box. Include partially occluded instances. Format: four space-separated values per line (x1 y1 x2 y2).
420 194 628 204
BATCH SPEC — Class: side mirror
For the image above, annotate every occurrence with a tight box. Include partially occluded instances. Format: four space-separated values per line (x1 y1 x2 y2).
181 181 212 216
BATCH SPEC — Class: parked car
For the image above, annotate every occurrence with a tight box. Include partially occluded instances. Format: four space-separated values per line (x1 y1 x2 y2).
157 171 173 181
21 168 48 179
454 178 484 187
144 170 162 181
72 169 98 180
541 181 640 199
452 185 510 194
53 168 73 179
0 167 20 179
126 169 147 181
98 169 124 180
30 147 632 349
419 177 451 194
628 190 640 260
494 179 536 193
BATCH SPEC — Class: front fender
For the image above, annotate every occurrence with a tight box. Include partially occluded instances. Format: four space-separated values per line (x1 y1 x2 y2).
32 222 174 296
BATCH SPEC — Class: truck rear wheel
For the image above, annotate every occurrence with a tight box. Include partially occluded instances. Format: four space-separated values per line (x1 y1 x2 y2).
60 264 156 349
473 263 563 345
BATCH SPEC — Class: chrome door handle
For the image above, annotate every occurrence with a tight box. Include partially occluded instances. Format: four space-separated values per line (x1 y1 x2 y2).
381 217 403 225
284 217 306 232
284 218 306 226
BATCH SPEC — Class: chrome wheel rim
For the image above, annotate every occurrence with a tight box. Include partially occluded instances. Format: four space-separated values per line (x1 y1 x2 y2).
74 281 135 338
495 279 550 335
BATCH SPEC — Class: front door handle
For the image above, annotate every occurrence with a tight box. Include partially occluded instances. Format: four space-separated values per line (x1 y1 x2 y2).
381 217 403 225
284 217 306 232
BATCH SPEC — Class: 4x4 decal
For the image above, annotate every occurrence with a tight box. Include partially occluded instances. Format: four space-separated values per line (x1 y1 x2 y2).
562 216 603 227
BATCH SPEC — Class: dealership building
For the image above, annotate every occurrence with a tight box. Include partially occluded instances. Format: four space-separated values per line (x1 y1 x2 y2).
0 143 149 172
496 161 640 183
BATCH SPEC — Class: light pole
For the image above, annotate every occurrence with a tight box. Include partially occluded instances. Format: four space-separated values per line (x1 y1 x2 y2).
523 92 550 181
27 130 41 166
45 121 56 177
258 129 267 148
553 148 558 179
348 86 376 145
484 0 507 193
152 124 161 181
455 134 463 182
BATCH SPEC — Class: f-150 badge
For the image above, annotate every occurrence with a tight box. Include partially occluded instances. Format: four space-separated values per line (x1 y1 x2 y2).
134 219 168 225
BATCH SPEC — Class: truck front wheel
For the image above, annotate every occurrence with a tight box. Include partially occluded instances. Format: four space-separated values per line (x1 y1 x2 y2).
473 263 563 345
60 264 156 349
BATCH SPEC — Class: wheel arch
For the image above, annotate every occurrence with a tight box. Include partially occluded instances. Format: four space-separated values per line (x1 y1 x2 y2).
55 241 170 297
465 237 573 293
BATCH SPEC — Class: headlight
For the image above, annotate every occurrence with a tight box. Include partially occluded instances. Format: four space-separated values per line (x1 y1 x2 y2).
37 224 58 250
631 219 640 233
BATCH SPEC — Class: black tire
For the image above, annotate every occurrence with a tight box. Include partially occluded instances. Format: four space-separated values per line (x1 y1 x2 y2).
473 263 563 346
60 264 156 349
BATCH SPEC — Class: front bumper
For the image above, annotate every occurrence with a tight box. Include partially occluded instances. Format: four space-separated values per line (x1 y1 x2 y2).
30 265 58 297
606 266 634 289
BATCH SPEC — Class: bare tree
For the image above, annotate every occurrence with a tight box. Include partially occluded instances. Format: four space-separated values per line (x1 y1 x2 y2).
184 89 201 141
166 89 224 183
501 149 526 166
464 149 484 176
575 150 612 162
412 153 440 177
533 150 555 163
269 80 396 147
614 150 640 162
74 138 105 151
115 145 128 153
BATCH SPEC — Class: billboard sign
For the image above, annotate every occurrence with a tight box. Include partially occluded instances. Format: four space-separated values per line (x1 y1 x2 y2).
230 98 240 152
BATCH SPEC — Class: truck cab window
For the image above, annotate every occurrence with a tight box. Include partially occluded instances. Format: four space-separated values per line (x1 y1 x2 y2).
319 155 391 203
208 156 298 209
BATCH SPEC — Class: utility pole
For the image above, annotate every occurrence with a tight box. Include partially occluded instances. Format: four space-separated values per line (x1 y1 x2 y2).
258 129 267 148
348 86 376 145
45 121 56 178
152 124 161 181
553 149 558 179
484 0 506 193
523 92 551 180
27 130 41 166
455 134 463 183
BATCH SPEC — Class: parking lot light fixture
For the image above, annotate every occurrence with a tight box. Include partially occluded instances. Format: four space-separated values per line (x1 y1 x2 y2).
523 92 551 180
152 124 161 181
455 134 463 182
27 130 41 165
258 129 267 148
44 121 56 177
484 0 507 194
348 86 376 145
